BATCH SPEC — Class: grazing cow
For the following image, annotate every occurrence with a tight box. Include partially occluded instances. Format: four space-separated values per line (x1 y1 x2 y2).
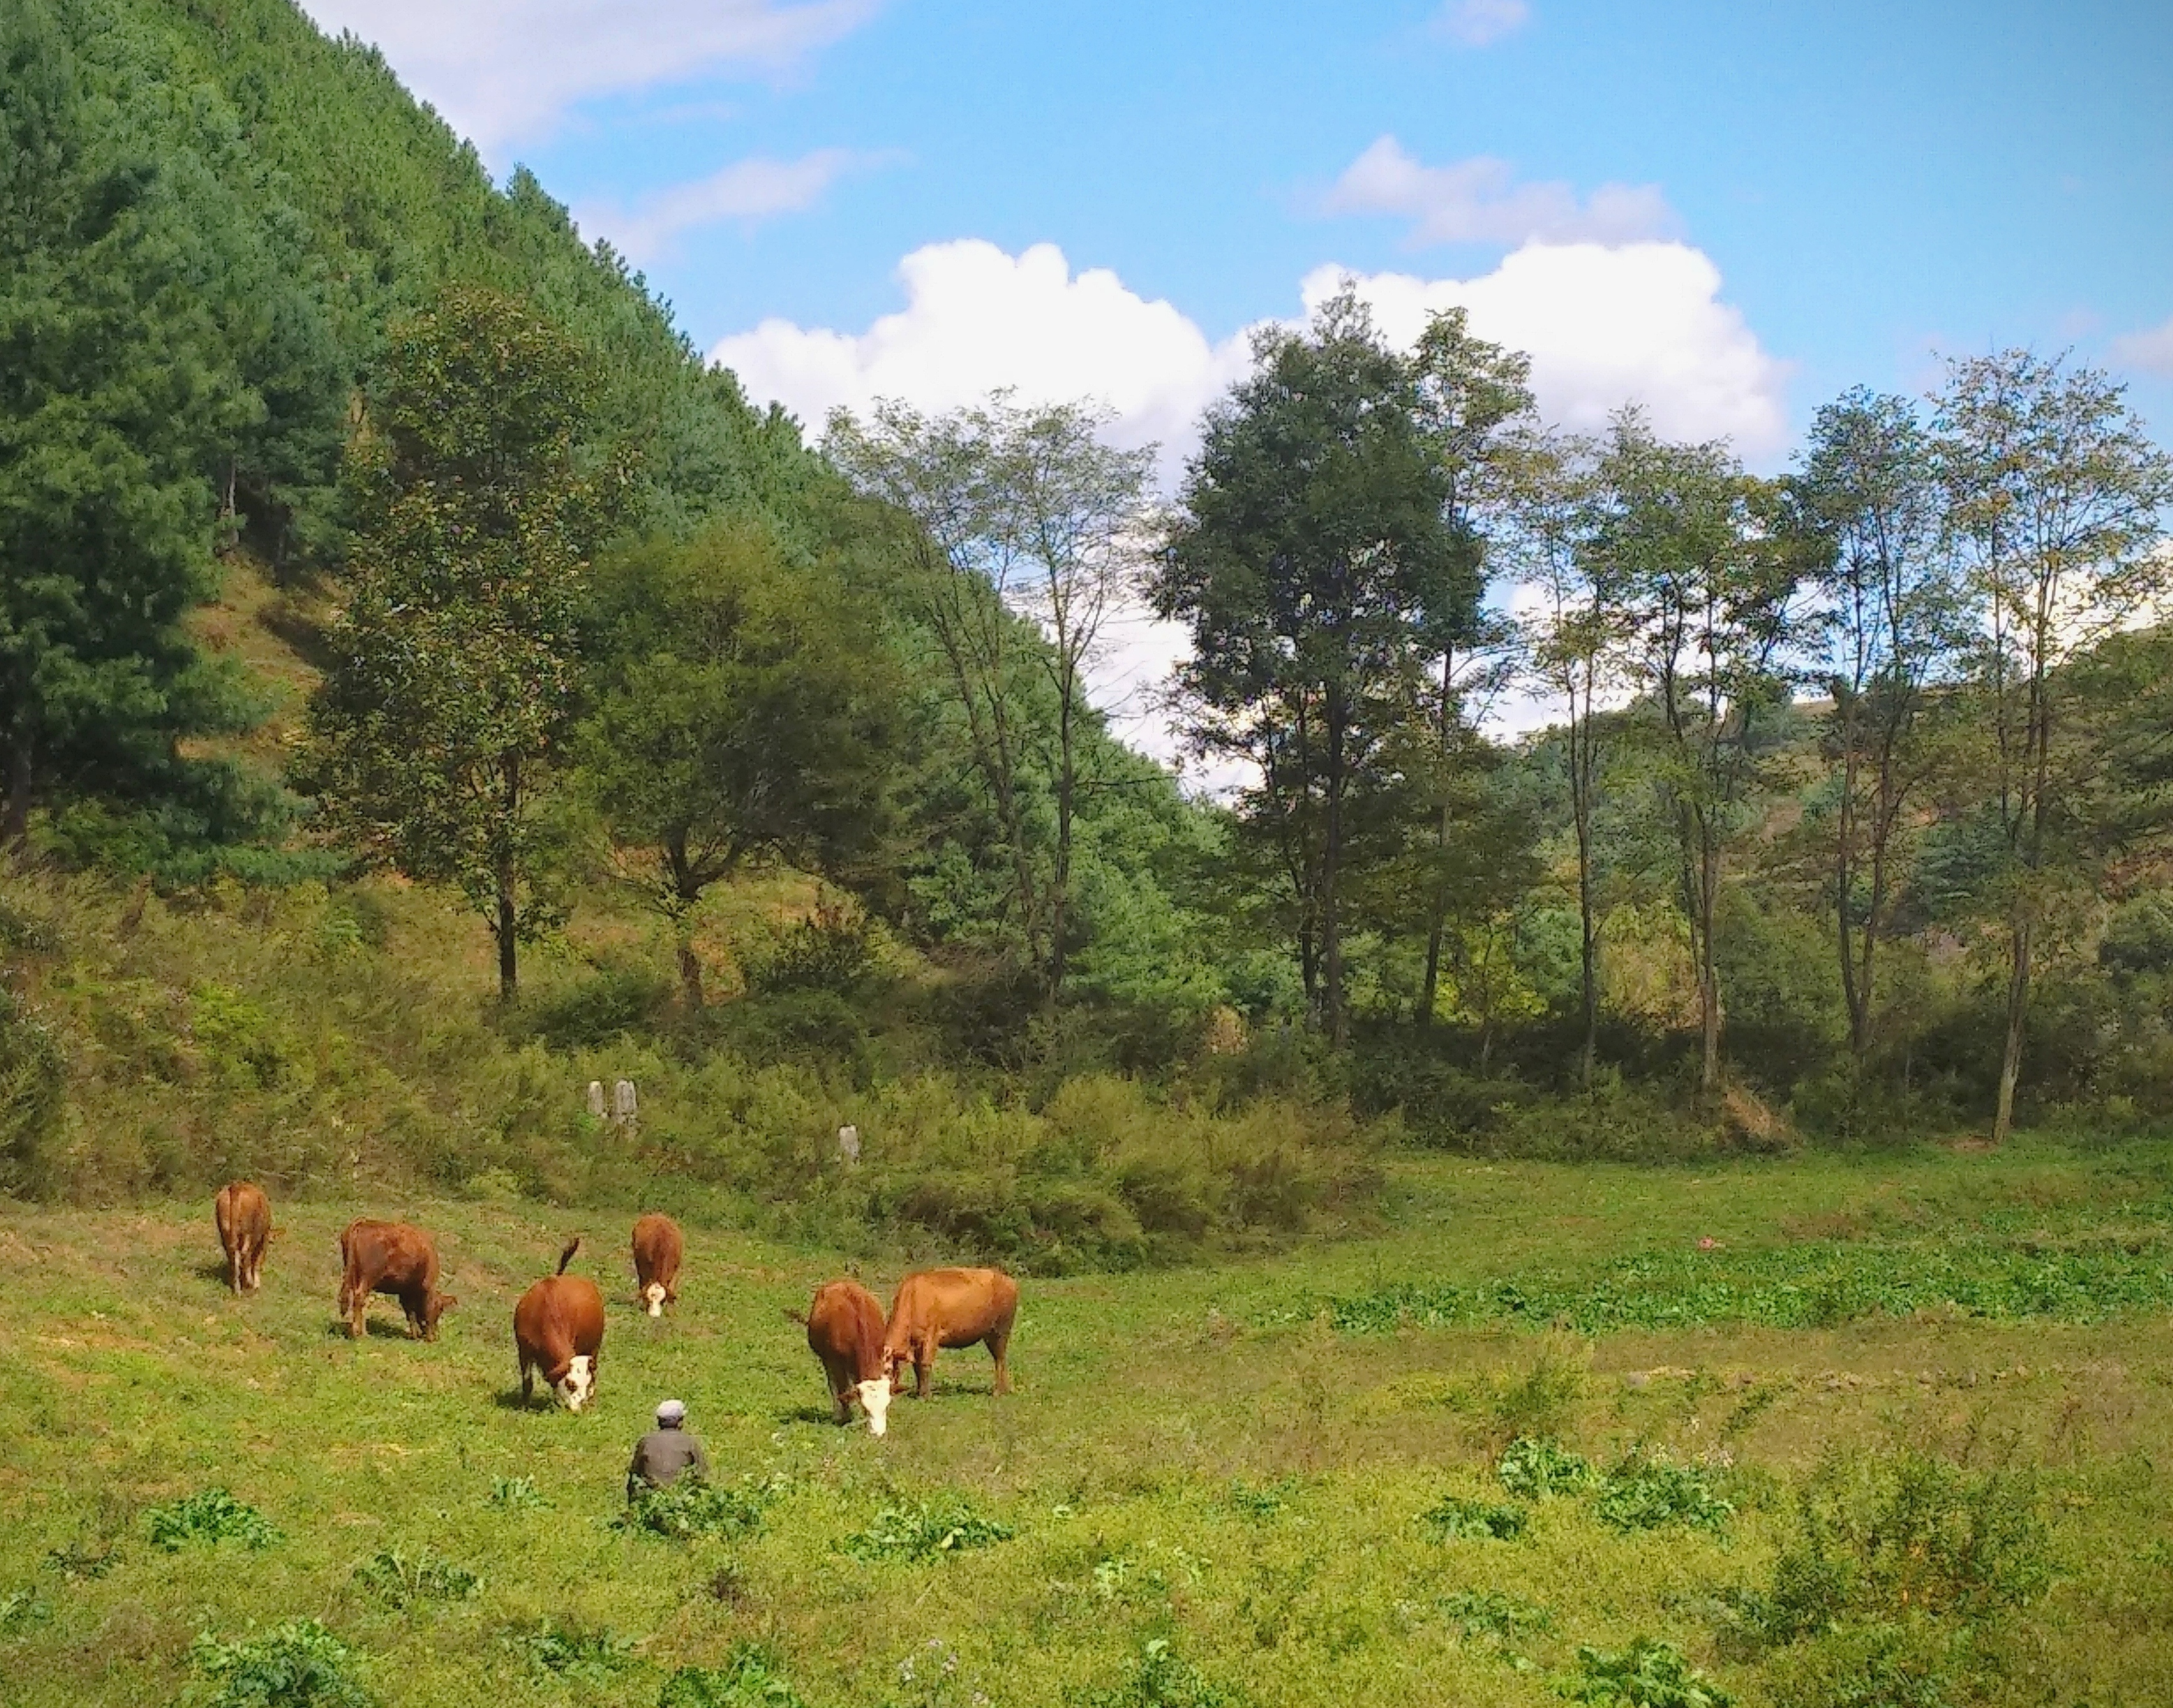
801 1279 895 1435
884 1267 1018 1399
514 1238 606 1411
214 1180 271 1293
631 1214 683 1317
337 1219 456 1340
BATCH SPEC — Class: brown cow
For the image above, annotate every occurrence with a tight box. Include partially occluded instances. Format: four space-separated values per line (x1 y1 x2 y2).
631 1214 683 1317
515 1238 606 1411
885 1267 1018 1399
214 1180 271 1293
338 1219 456 1340
801 1279 895 1435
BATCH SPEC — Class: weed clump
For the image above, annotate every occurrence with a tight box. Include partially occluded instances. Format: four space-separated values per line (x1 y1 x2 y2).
1439 1588 1552 1641
1420 1493 1528 1541
1597 1460 1735 1534
1073 1637 1236 1708
1224 1478 1299 1521
503 1618 635 1683
837 1499 1015 1563
147 1488 280 1553
0 1588 50 1635
616 1475 782 1543
1561 1638 1732 1707
1495 1437 1596 1500
351 1548 480 1609
486 1475 546 1510
659 1644 807 1707
187 1619 373 1708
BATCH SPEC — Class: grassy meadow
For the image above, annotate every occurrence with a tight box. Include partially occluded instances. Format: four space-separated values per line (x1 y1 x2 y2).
4 1146 2172 1707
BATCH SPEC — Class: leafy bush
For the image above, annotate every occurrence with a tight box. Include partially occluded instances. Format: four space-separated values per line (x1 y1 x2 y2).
0 986 64 1195
1597 1460 1735 1533
350 1549 480 1609
503 1619 635 1682
615 1475 781 1543
751 905 874 996
148 1488 280 1552
1224 1478 1299 1521
187 1620 373 1708
835 1499 1015 1563
1495 1437 1596 1500
1765 1621 1956 1708
658 1644 808 1708
1561 1639 1732 1708
1438 1588 1552 1641
523 965 673 1049
1420 1493 1528 1541
0 1588 50 1635
1072 1637 1236 1708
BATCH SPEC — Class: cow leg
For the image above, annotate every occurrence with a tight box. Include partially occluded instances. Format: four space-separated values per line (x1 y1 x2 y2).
520 1352 535 1403
914 1334 935 1400
987 1325 1012 1395
228 1248 244 1293
346 1285 366 1339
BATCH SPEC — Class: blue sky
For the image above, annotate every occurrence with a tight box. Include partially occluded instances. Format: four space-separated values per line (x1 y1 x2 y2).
298 0 2173 751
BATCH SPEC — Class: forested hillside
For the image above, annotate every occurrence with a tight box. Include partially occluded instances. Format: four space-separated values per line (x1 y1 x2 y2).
4 0 2173 1258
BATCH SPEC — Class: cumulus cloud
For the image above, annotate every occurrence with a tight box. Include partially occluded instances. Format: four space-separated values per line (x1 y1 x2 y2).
297 0 877 150
576 149 882 261
1321 136 1674 248
713 236 1790 759
1437 0 1530 47
2112 313 2173 380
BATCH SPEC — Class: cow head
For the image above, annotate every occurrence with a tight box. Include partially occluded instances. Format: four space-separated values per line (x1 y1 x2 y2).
555 1353 596 1411
643 1282 666 1317
426 1292 458 1339
855 1377 894 1437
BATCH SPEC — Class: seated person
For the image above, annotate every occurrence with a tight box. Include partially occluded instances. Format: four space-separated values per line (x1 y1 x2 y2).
626 1398 709 1501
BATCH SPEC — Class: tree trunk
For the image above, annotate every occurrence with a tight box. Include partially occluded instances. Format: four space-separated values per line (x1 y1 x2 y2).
1419 918 1444 1029
1321 693 1348 1049
1048 678 1075 1006
1991 915 2031 1146
496 876 518 1004
676 941 704 1008
1835 743 1868 1059
1697 830 1722 1101
1569 702 1598 1090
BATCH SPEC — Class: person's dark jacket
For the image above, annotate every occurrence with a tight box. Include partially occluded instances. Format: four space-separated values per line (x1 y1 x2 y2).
626 1425 709 1500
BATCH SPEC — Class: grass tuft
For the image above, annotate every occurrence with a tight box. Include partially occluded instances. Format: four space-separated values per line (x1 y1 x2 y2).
349 1548 480 1609
1420 1493 1529 1541
1596 1460 1736 1533
614 1475 782 1543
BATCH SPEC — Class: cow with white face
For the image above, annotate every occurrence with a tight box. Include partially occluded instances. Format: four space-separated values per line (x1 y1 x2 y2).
801 1279 896 1436
631 1214 682 1318
514 1239 606 1412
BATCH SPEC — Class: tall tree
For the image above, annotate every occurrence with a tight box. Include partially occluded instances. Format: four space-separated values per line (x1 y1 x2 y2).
1600 412 1805 1098
0 0 255 843
307 283 627 1001
1935 350 2173 1143
574 524 904 1004
1515 433 1619 1086
1407 308 1537 1028
1154 290 1468 1046
1798 389 1964 1063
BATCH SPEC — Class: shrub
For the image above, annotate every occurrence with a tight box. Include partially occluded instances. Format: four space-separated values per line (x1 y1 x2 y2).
1765 1621 1956 1708
615 1475 781 1543
1597 1460 1735 1534
1437 1588 1552 1641
0 1588 50 1635
1561 1639 1732 1708
486 1475 546 1509
187 1620 373 1708
350 1548 480 1609
751 905 874 996
503 1619 635 1682
1495 1437 1596 1500
147 1488 280 1552
1073 1637 1237 1708
1420 1494 1528 1541
658 1644 808 1708
835 1499 1015 1563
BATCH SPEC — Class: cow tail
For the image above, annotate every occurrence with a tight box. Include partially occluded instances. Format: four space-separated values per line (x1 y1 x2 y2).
557 1237 581 1274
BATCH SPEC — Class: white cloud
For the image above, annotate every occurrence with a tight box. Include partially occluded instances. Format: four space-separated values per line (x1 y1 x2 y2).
712 236 1790 760
2112 313 2173 380
297 0 877 151
576 149 880 261
1437 0 1530 47
1321 136 1674 247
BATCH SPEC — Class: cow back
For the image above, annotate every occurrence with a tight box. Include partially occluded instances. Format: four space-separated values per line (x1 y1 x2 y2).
807 1279 887 1382
631 1214 683 1281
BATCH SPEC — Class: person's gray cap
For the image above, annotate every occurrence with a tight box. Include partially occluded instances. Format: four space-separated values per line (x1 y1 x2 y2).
656 1399 687 1426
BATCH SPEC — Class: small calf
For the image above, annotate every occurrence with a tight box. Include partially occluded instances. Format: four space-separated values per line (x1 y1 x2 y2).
214 1180 271 1293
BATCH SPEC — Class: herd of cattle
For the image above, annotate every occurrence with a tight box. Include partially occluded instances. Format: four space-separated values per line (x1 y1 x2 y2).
210 1180 1018 1436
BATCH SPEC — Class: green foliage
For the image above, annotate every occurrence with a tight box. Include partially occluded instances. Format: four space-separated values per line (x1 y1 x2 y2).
503 1618 636 1683
614 1475 780 1543
750 903 877 997
1224 1478 1299 1522
1595 1460 1735 1533
1439 1588 1554 1641
349 1548 479 1609
147 1488 280 1552
0 985 65 1193
486 1475 545 1511
0 1587 51 1635
1560 1639 1732 1708
1421 1493 1528 1541
1496 1438 1598 1501
187 1619 372 1708
659 1645 809 1708
835 1500 1016 1563
1073 1638 1237 1708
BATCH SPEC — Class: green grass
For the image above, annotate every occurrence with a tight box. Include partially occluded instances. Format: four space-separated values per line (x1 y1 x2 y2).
4 1146 2173 1705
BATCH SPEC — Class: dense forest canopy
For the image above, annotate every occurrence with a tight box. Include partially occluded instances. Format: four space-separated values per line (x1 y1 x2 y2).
5 0 2173 1225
